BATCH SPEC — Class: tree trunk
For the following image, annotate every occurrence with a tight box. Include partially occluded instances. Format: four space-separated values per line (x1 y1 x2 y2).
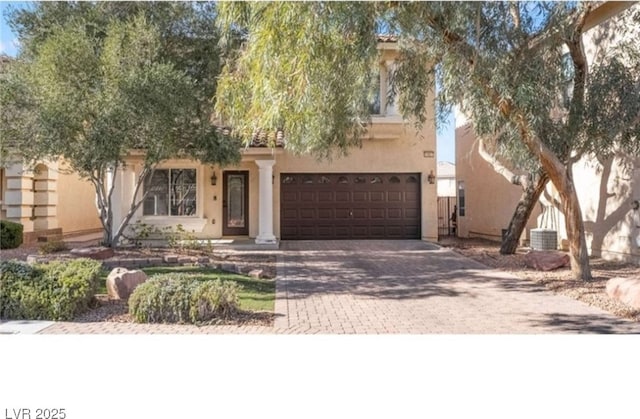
558 173 592 280
500 172 548 254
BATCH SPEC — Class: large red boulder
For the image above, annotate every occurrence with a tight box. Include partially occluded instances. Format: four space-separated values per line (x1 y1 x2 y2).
524 251 570 271
606 277 640 309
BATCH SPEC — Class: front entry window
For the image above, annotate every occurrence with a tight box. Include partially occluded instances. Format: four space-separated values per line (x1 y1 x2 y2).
143 169 197 216
226 174 246 228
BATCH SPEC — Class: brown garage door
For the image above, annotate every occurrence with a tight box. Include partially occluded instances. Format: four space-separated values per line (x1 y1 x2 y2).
280 173 421 240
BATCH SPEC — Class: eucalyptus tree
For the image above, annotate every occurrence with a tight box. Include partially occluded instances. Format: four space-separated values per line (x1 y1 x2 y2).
2 3 240 246
216 1 640 280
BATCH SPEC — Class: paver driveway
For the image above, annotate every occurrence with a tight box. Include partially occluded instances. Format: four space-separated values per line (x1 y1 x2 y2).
38 240 640 334
275 240 640 334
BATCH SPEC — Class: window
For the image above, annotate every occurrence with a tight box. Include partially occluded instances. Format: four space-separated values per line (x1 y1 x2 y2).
458 181 465 217
369 67 381 115
143 169 197 216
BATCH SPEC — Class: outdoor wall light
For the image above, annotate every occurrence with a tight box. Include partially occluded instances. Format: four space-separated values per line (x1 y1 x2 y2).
210 171 218 186
427 170 436 184
632 199 639 211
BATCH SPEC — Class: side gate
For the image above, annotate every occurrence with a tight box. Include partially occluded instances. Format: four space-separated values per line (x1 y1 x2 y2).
437 196 457 238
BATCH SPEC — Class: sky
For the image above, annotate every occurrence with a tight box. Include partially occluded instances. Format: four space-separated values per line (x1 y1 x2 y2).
0 1 457 164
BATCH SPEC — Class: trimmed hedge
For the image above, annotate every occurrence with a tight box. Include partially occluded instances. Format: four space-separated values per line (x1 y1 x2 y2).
0 258 103 321
128 273 240 324
0 220 23 249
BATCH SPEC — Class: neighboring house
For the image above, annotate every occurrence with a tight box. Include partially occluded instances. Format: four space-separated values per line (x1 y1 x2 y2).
0 54 103 244
437 161 456 198
111 38 438 244
0 160 103 243
456 1 640 261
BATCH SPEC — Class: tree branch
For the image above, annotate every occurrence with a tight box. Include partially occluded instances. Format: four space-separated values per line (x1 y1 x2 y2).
476 128 531 189
510 1 521 30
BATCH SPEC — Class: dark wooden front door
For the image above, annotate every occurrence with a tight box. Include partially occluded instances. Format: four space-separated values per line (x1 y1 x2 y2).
280 173 421 240
223 171 249 236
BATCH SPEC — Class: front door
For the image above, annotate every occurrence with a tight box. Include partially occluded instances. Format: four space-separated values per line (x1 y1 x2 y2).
223 171 249 236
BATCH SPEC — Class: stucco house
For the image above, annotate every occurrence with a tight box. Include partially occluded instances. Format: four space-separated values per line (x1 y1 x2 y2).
109 38 438 245
455 1 640 262
0 54 103 244
0 159 103 243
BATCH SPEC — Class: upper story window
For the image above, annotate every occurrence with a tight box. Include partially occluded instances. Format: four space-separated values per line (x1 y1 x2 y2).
368 58 398 117
369 68 381 115
143 169 197 216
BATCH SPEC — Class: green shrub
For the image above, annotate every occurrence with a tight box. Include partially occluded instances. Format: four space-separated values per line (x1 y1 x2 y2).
0 258 103 321
38 240 68 254
0 220 23 249
128 273 240 324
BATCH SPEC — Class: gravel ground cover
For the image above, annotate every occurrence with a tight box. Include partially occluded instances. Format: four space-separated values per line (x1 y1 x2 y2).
440 237 640 322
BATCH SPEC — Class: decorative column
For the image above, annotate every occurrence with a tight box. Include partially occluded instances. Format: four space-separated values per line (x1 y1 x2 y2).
255 160 276 244
4 162 35 232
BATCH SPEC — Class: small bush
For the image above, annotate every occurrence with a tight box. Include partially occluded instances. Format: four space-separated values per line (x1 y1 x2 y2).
0 220 23 249
38 240 68 254
128 273 240 324
0 258 103 321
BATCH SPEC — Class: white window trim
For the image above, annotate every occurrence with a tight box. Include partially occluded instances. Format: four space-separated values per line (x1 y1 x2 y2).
139 165 205 226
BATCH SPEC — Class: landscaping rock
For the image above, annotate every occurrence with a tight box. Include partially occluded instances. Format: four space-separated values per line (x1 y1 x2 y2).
70 246 114 260
524 250 570 271
248 269 264 279
106 268 148 300
606 277 640 309
197 257 209 264
163 255 178 263
26 255 48 264
178 257 194 264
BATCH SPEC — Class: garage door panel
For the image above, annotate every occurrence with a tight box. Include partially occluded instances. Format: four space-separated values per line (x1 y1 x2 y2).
281 172 421 240
335 191 350 202
318 191 334 202
405 208 420 218
300 191 315 202
282 208 298 219
370 208 385 219
300 208 315 219
353 191 367 201
388 191 402 202
370 191 385 201
282 191 298 202
352 208 367 219
318 208 333 219
335 208 351 219
388 208 402 218
406 191 419 202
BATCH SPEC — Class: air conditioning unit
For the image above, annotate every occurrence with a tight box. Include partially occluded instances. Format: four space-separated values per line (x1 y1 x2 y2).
530 228 558 251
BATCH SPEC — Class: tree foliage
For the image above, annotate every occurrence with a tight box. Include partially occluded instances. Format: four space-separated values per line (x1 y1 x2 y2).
1 2 239 245
215 2 380 158
216 1 640 280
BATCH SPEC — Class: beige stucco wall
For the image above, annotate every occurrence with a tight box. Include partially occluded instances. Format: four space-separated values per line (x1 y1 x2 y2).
56 162 103 236
455 123 541 242
0 159 102 238
123 113 438 242
454 1 640 260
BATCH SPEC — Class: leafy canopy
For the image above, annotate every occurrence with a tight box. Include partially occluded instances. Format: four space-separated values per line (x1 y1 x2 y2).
216 2 380 158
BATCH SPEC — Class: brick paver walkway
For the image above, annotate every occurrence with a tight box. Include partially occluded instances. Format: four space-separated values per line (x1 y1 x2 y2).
41 240 640 334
